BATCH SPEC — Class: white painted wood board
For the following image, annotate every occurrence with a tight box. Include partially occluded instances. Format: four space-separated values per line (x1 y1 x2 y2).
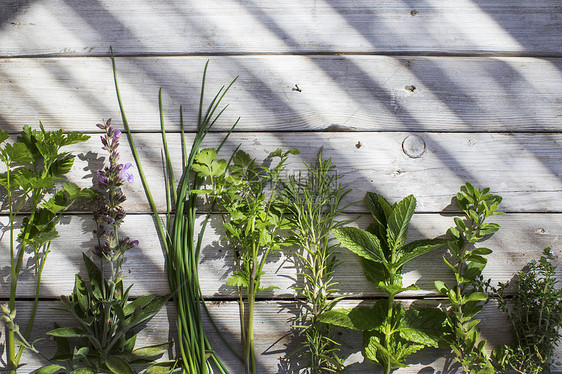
1 213 559 299
1 56 561 132
0 131 557 213
1 0 561 56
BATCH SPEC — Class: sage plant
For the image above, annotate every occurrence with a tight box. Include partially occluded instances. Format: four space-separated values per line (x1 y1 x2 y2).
39 120 168 374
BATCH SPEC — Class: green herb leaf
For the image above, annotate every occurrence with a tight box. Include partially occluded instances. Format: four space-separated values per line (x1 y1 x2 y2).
132 342 170 358
365 192 391 227
396 238 448 268
386 195 416 251
70 369 95 374
106 356 135 374
37 364 66 374
465 292 488 303
332 227 386 265
47 327 89 338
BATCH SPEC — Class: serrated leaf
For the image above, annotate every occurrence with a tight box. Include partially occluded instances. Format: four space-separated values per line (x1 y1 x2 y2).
132 342 170 358
400 307 446 347
365 334 408 369
361 258 387 288
0 130 8 144
191 163 213 177
365 192 391 227
227 273 249 288
4 142 34 163
195 148 218 166
49 154 75 176
377 282 419 297
396 238 447 268
37 364 66 374
319 303 385 331
387 195 416 251
332 227 386 265
106 356 135 374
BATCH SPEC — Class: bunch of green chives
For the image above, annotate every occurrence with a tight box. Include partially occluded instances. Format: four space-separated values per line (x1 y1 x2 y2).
111 48 238 373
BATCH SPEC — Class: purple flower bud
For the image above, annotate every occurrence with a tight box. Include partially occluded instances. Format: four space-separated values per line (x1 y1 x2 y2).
100 136 109 148
113 129 121 141
97 171 110 187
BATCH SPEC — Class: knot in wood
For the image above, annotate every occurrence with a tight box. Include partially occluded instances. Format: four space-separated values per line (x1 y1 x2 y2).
402 135 426 158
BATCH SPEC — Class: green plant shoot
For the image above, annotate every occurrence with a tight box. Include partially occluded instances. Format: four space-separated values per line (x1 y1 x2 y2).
320 192 447 374
34 120 168 374
282 154 354 373
0 125 91 374
435 182 502 374
193 147 299 374
111 47 238 373
493 248 562 374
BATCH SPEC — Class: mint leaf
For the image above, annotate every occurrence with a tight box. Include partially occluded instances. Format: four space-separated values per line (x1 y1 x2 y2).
332 227 386 265
386 195 416 251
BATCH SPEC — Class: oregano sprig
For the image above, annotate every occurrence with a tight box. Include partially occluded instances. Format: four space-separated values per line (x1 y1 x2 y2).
435 182 502 374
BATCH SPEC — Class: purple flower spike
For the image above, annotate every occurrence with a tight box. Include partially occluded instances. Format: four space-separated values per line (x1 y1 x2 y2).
120 163 134 183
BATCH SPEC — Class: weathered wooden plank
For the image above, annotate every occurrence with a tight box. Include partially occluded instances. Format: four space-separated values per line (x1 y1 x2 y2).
1 299 535 374
1 56 561 132
1 213 559 298
0 131 557 213
1 0 561 56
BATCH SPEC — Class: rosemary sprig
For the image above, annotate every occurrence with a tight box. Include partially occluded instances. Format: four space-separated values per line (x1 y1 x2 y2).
282 154 354 373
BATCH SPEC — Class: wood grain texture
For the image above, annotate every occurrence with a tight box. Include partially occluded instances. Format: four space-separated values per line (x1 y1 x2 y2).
1 0 561 56
1 56 561 132
1 213 559 299
2 299 544 374
1 131 558 213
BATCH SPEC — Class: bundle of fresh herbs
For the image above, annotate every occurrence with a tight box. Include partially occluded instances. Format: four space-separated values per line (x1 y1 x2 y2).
435 182 502 373
193 147 299 374
0 125 91 374
111 48 238 373
37 120 168 374
282 154 353 373
319 192 447 374
492 247 562 374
